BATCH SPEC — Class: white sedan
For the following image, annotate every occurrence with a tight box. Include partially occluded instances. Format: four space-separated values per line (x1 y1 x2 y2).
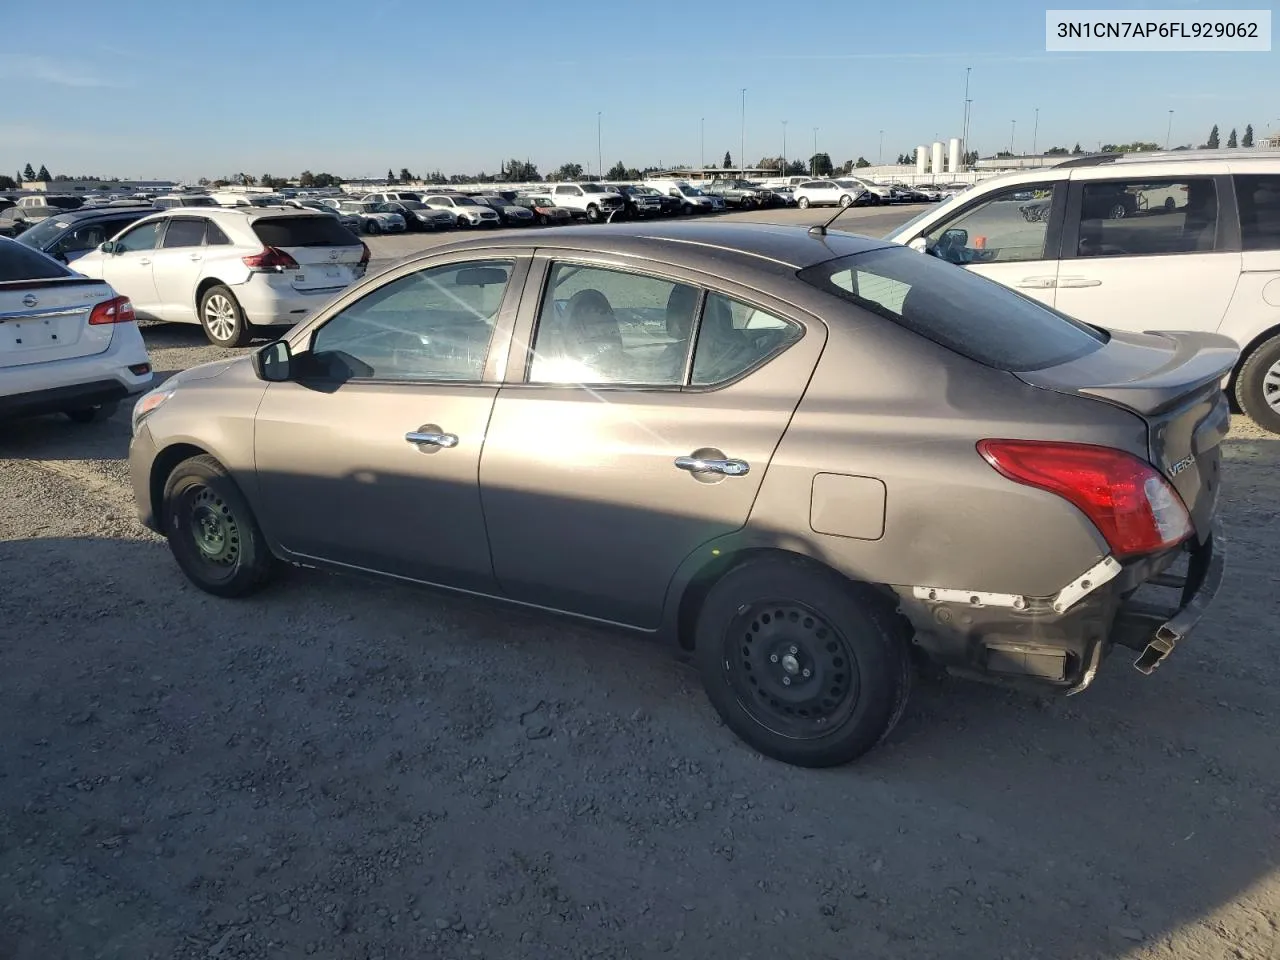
324 200 406 235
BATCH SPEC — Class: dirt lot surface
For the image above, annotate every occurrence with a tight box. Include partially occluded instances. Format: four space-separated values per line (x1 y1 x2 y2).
2 211 1278 960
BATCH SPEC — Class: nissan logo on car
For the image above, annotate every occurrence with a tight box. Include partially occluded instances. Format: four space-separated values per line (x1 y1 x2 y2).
22 294 38 307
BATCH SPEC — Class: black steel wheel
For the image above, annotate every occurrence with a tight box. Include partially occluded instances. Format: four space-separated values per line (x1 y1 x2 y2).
694 555 912 767
162 454 276 598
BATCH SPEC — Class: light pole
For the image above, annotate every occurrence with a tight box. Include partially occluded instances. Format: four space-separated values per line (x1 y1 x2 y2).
596 112 602 180
700 117 705 170
1032 107 1039 156
739 88 747 174
812 127 819 175
1165 109 1174 150
782 120 788 174
878 129 884 165
961 66 972 167
1010 119 1016 155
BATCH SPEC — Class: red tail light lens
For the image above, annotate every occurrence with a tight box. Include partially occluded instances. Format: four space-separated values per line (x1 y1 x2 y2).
242 246 299 270
88 296 135 325
358 242 370 266
977 439 1192 558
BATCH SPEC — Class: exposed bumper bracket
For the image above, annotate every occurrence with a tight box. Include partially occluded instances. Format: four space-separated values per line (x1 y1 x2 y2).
1051 556 1123 614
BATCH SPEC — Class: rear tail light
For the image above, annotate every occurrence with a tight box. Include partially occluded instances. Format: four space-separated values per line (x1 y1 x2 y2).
242 246 299 270
977 439 1192 558
88 295 135 325
358 242 370 267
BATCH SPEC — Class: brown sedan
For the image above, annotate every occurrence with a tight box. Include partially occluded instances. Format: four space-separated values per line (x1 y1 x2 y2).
128 222 1233 766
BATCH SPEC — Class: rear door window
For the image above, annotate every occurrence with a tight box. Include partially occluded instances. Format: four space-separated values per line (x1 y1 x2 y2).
160 218 207 248
1073 178 1218 257
798 246 1106 372
1234 175 1280 251
252 216 356 248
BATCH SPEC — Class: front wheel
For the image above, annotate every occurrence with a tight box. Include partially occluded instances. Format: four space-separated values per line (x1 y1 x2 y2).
365 220 380 235
693 556 912 767
839 194 854 208
1234 334 1280 434
797 196 811 209
585 205 601 223
199 285 251 347
162 454 276 598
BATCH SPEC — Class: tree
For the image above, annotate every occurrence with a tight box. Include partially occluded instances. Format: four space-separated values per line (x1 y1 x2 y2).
1227 128 1238 148
809 152 833 176
212 179 230 188
386 168 396 183
1243 124 1254 148
312 172 341 187
784 159 807 176
964 150 979 165
1072 142 1083 154
551 162 583 181
1045 146 1070 155
298 170 316 187
722 151 733 169
0 175 15 190
1207 124 1220 149
22 163 36 181
606 161 629 180
36 164 51 180
197 177 210 187
854 156 870 168
399 167 414 182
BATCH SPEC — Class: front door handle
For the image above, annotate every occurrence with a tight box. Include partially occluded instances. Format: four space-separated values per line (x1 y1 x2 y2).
675 455 750 477
1014 276 1057 289
189 253 202 261
1057 276 1102 288
405 430 458 448
138 258 151 265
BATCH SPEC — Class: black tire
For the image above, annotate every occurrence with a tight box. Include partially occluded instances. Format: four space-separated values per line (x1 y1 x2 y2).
65 400 120 424
198 284 252 348
797 196 811 209
365 220 381 235
161 454 276 598
1234 334 1280 433
585 204 601 223
839 194 854 208
693 556 912 767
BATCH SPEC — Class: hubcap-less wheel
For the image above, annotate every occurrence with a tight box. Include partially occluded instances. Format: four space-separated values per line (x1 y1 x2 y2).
1108 203 1127 219
724 601 860 740
184 485 241 580
203 294 237 344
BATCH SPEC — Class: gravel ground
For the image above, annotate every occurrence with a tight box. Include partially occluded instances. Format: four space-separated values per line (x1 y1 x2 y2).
1 210 1277 960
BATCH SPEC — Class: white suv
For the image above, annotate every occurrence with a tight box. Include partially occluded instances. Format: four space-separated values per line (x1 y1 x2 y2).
887 150 1280 432
1 237 152 423
71 208 369 347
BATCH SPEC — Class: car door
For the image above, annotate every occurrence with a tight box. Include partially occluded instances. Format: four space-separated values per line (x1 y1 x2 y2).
253 255 529 591
479 255 824 628
148 216 209 322
1054 173 1242 334
1219 172 1280 348
918 180 1066 307
99 218 164 317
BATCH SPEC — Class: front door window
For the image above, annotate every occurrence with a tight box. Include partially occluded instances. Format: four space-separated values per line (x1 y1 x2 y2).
925 183 1058 264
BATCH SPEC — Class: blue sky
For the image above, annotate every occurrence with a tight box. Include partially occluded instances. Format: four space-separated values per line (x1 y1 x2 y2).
3 0 1275 180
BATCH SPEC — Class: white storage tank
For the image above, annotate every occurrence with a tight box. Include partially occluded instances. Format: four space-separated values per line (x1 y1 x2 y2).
948 137 961 172
915 145 928 175
931 141 945 176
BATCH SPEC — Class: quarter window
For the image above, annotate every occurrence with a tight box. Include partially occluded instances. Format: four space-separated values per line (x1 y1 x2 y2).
925 183 1057 264
528 264 698 386
114 221 161 252
205 222 231 245
308 259 512 382
690 294 801 385
1075 178 1218 257
1233 175 1280 251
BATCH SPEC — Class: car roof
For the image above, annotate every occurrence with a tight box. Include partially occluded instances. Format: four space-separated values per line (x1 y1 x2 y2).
405 221 890 271
26 205 153 223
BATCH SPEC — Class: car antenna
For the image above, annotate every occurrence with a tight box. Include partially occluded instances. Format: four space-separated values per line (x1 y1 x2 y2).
808 199 854 237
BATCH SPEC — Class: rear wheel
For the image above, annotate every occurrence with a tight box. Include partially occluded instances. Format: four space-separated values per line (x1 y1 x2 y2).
693 556 912 767
1234 333 1280 434
65 400 119 424
199 285 251 347
365 220 381 235
839 193 854 208
162 454 276 598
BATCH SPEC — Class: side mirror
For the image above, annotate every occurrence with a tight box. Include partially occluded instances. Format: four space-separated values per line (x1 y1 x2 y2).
98 241 116 254
907 237 928 253
941 227 968 247
252 339 293 382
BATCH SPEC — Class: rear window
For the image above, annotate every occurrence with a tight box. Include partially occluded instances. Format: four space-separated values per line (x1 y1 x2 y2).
797 247 1106 372
252 216 357 248
0 240 72 282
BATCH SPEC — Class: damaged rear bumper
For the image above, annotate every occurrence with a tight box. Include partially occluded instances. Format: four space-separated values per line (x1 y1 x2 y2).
896 527 1225 691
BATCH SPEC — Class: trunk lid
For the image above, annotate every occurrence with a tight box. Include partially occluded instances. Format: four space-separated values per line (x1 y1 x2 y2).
1016 328 1238 542
251 215 365 292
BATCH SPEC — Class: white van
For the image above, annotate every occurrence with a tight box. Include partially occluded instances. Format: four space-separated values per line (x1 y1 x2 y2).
887 150 1280 432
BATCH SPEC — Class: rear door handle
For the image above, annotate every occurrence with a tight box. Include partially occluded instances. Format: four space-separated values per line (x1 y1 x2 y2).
675 455 750 477
1058 276 1102 288
1014 276 1057 289
405 431 458 448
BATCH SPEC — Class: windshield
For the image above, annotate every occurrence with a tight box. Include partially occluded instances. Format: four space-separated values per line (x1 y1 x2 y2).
453 196 478 205
184 197 217 206
581 184 605 193
397 200 425 209
886 204 949 239
15 215 73 249
797 247 1104 372
835 180 860 188
0 240 73 281
678 186 703 196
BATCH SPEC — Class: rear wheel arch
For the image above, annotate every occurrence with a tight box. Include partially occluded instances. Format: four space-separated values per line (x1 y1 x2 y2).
194 276 227 313
1226 322 1280 412
672 545 908 653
